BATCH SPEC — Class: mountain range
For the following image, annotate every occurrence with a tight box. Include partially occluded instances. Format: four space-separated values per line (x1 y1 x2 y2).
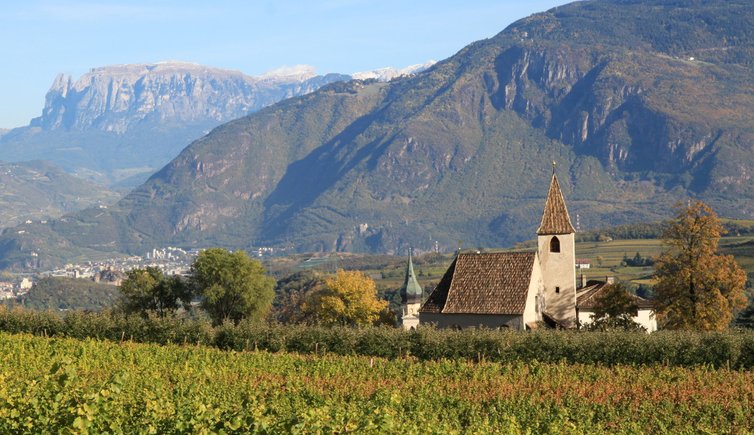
0 61 432 188
0 0 752 270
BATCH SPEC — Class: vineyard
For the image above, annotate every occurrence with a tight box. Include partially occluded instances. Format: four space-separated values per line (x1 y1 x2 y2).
3 306 754 368
0 332 752 433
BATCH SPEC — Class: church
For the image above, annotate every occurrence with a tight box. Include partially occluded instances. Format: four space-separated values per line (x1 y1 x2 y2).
414 169 577 330
399 168 657 331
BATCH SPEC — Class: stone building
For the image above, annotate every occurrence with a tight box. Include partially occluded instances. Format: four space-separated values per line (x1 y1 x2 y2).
419 170 578 329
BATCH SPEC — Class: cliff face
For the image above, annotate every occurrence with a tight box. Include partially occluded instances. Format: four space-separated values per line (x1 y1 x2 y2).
1 0 753 269
31 63 349 134
493 1 754 191
0 62 349 186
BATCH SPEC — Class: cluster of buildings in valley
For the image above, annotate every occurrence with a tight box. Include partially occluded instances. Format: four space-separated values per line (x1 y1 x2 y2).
7 244 281 295
400 169 657 333
45 247 196 283
0 277 34 300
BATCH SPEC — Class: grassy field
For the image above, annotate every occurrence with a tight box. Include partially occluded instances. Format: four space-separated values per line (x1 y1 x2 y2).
1 332 753 433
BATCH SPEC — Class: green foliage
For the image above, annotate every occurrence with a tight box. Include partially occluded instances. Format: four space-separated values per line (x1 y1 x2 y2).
735 291 754 329
4 306 754 368
1 333 753 433
118 267 192 318
585 283 645 332
0 306 214 345
12 277 120 311
190 248 275 325
622 252 654 267
273 270 325 324
577 222 665 242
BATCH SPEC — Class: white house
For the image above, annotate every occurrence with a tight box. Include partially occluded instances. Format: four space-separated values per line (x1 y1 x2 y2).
576 281 657 332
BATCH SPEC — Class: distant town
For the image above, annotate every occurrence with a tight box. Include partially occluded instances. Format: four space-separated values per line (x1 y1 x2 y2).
0 246 278 300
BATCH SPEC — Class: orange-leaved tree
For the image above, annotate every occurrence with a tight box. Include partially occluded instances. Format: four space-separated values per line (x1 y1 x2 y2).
654 201 747 330
301 269 388 326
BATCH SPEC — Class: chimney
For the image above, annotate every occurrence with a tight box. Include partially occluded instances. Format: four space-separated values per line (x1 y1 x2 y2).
580 274 587 289
606 276 615 285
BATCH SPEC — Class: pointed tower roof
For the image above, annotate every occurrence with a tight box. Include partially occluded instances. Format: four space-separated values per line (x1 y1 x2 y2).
401 250 423 304
537 169 576 235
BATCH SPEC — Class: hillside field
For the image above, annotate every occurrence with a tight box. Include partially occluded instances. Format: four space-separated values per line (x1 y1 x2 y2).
270 235 754 300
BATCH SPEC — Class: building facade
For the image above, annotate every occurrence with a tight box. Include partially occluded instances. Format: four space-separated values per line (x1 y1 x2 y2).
418 170 579 329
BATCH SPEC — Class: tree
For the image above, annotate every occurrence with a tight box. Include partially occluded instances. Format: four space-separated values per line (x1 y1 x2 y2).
585 283 644 332
595 255 604 267
654 201 747 330
119 267 191 317
300 269 389 326
734 288 754 329
189 248 275 325
273 271 325 324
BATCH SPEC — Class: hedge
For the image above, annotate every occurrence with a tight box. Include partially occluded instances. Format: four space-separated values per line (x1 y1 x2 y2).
1 306 753 368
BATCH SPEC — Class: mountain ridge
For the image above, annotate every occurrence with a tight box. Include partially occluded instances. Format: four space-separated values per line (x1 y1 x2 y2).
0 61 434 187
0 160 119 229
0 0 752 270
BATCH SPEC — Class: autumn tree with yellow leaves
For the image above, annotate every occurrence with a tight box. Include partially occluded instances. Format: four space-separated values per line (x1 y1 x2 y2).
654 201 747 330
300 270 389 326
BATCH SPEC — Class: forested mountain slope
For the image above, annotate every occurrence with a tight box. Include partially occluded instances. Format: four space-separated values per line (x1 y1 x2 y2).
1 0 752 269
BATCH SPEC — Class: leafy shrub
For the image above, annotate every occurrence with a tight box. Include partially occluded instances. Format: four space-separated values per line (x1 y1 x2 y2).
2 306 754 368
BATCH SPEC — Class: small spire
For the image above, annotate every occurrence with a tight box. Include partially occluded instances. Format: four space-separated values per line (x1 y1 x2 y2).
552 160 557 175
401 249 423 304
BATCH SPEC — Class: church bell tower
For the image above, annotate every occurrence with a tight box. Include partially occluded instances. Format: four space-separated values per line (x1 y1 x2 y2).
536 164 577 323
400 249 423 330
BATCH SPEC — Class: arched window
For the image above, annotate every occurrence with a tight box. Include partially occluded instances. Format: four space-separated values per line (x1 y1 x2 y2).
550 236 561 253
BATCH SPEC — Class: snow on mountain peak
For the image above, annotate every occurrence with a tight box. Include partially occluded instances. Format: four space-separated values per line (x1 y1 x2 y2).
258 65 318 82
352 60 436 81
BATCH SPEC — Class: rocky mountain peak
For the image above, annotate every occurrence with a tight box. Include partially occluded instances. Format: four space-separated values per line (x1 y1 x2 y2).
29 62 345 134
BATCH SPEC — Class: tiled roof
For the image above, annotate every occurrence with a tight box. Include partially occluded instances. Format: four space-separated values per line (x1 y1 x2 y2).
419 257 456 314
537 173 576 235
420 252 536 315
575 282 606 309
576 281 654 310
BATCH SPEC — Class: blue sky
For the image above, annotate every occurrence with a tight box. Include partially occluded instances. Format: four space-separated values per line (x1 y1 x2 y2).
0 0 569 129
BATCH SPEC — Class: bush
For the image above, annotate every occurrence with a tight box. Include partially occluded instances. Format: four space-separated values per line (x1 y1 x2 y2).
2 306 754 368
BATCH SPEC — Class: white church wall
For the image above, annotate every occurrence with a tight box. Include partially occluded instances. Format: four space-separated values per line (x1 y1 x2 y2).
538 233 577 322
522 255 544 326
